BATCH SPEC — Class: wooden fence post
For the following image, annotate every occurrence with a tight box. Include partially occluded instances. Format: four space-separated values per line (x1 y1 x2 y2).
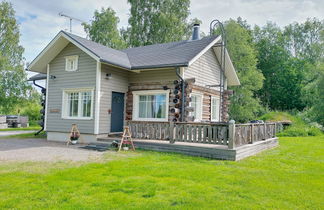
251 123 254 144
263 123 267 140
228 120 235 149
169 122 175 143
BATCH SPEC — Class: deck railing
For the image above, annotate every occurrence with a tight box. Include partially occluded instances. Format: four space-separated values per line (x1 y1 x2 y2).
127 120 278 148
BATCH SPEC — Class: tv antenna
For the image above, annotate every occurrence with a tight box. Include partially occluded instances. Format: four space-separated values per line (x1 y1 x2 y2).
59 12 85 33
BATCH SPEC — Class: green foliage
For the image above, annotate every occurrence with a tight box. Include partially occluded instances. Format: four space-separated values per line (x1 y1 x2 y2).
260 111 323 137
0 137 323 209
83 7 127 49
126 0 191 47
0 1 31 114
223 19 264 122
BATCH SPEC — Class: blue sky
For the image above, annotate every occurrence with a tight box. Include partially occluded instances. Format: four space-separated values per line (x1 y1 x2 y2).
8 0 324 78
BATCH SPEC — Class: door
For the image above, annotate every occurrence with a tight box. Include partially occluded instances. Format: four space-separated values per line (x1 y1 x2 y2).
111 92 125 132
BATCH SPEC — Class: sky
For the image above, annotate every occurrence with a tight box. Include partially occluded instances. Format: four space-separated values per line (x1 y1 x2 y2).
7 0 324 78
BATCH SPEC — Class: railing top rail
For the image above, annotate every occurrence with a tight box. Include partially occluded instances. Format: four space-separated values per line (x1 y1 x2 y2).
127 120 229 126
236 123 276 126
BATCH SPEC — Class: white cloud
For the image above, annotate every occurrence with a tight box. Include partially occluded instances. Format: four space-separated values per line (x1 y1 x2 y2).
7 0 324 69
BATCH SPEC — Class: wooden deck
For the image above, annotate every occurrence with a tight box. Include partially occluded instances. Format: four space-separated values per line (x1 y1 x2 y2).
97 137 278 161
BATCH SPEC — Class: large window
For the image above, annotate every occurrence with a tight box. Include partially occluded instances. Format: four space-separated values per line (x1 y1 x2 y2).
190 93 203 121
133 90 169 121
211 96 220 122
62 89 94 119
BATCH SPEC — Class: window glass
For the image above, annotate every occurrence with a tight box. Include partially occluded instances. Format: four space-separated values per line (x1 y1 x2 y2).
68 92 79 117
64 90 92 118
211 96 220 121
190 94 202 121
82 92 92 117
138 94 166 119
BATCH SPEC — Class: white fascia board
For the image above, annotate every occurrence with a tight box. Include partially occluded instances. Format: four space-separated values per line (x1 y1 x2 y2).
188 36 222 66
212 45 240 86
27 31 100 73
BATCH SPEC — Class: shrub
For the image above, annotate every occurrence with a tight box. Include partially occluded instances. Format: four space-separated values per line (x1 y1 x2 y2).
260 111 323 137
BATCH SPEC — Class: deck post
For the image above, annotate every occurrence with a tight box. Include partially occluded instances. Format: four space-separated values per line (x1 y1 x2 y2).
169 122 175 143
228 120 235 149
250 123 254 144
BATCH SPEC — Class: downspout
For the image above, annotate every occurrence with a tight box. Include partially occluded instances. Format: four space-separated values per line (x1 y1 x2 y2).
176 67 185 122
33 80 45 135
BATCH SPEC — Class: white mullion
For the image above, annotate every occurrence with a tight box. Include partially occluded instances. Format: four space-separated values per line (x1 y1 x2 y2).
78 92 82 118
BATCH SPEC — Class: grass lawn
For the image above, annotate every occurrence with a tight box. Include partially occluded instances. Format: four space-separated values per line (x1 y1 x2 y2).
0 126 41 131
0 131 46 139
0 136 323 209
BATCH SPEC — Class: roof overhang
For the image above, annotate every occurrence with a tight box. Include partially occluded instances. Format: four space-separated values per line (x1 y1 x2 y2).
27 31 100 73
213 45 240 86
187 35 240 86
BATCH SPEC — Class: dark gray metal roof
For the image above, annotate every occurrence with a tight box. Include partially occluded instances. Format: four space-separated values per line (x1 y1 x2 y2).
27 73 47 81
63 31 219 70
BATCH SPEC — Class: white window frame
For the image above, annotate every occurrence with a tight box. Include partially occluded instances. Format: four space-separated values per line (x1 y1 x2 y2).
211 95 220 122
190 92 203 122
65 55 79 72
132 89 170 122
61 88 94 120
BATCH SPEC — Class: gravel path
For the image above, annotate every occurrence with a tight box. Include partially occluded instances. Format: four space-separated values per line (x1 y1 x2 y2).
0 138 104 162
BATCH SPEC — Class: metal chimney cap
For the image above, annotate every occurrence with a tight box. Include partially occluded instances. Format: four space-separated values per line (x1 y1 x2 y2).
192 24 200 40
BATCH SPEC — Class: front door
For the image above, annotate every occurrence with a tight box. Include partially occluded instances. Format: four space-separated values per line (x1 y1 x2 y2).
111 92 125 132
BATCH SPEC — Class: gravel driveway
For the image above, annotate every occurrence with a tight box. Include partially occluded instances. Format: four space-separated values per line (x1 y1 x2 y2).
0 138 104 162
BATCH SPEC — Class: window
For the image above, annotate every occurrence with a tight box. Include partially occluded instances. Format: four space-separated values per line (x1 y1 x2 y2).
133 90 169 121
62 88 94 119
65 55 78 71
190 93 203 121
211 96 220 122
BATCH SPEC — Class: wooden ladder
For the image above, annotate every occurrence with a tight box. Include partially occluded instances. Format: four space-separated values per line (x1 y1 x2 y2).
118 126 135 151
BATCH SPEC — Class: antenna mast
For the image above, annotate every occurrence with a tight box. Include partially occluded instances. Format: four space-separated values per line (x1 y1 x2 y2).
59 12 85 33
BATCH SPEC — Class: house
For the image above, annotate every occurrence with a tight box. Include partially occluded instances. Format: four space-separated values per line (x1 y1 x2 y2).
27 24 240 142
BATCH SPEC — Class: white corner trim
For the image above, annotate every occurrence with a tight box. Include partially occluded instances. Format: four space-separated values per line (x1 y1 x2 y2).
44 64 49 131
132 89 170 122
94 61 101 134
188 36 222 66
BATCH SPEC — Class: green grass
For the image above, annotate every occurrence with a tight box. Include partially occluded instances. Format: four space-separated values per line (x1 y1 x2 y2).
0 126 41 131
0 131 46 139
260 111 323 136
0 136 323 209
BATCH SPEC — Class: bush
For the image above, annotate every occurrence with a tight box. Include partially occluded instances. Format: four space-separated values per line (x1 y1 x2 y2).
19 103 41 122
259 111 323 137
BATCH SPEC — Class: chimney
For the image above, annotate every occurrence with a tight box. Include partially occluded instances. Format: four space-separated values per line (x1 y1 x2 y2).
192 23 200 40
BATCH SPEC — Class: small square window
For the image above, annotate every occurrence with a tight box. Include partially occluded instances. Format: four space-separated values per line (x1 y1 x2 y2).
65 55 78 71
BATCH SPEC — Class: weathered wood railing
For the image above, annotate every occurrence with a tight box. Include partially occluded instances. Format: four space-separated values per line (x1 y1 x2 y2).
233 122 276 147
127 120 277 148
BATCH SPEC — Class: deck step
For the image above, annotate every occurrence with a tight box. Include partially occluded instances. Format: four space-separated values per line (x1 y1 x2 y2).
107 132 123 138
79 142 111 152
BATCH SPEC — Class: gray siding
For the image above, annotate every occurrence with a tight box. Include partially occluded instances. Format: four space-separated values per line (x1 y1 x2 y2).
185 48 223 89
129 68 177 83
47 43 97 134
99 64 129 134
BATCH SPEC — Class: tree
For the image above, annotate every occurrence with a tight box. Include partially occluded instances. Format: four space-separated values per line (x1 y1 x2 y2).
284 18 324 64
221 19 264 122
83 7 127 49
126 0 191 47
0 1 30 114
